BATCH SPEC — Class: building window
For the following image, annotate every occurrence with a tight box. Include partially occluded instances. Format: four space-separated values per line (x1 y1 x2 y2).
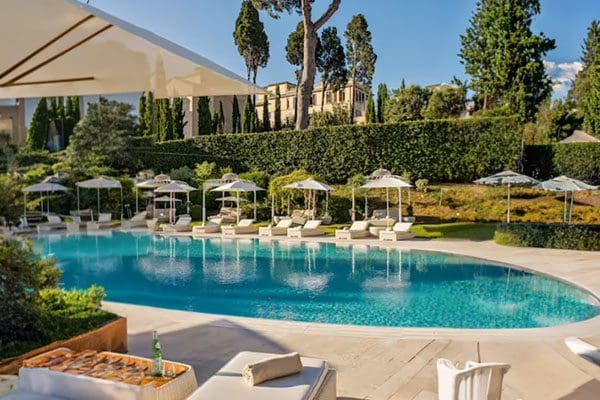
286 99 289 110
311 94 317 105
326 92 332 104
339 90 345 102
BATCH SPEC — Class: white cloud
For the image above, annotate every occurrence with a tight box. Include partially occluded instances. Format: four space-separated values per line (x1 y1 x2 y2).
544 60 583 98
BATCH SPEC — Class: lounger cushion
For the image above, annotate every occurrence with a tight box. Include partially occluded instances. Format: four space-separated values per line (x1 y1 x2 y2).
278 219 294 228
350 221 369 231
304 220 322 230
238 219 254 227
393 222 413 232
47 215 62 224
190 352 327 400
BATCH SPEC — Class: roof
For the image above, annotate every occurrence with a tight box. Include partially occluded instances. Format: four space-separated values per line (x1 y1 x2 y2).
559 130 600 144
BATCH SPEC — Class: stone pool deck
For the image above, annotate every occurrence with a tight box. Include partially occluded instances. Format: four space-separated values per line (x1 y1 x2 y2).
104 236 600 400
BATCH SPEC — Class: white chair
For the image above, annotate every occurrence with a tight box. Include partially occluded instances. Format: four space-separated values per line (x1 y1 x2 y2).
287 220 324 238
259 218 295 237
37 215 66 232
86 213 112 231
379 222 415 241
222 219 257 236
437 359 510 400
162 215 193 233
335 221 370 239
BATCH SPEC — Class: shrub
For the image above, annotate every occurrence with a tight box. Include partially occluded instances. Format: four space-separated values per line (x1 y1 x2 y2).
415 179 429 192
130 117 522 183
524 143 600 184
494 223 600 251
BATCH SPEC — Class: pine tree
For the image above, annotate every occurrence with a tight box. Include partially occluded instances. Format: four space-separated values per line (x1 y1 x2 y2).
232 95 242 133
242 95 254 133
317 26 347 112
260 95 271 132
582 65 600 135
156 99 172 141
197 97 213 135
26 98 49 150
138 93 147 134
376 83 388 123
365 93 376 124
274 86 282 131
571 20 600 126
171 98 186 139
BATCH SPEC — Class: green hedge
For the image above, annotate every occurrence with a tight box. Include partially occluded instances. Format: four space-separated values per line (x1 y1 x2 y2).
494 223 600 251
130 117 522 183
524 143 600 184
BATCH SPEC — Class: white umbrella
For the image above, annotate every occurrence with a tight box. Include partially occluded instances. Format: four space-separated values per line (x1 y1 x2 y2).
22 180 68 216
155 181 197 223
474 170 540 223
134 175 171 213
0 0 263 99
76 177 122 221
211 180 265 223
534 176 598 224
201 173 239 224
360 171 412 222
283 179 334 221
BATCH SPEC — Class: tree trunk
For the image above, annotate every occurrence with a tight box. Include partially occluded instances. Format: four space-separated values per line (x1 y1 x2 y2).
297 20 317 130
350 80 356 124
321 80 328 112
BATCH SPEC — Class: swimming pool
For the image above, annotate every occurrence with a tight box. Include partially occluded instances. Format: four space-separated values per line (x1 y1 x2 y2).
32 232 599 329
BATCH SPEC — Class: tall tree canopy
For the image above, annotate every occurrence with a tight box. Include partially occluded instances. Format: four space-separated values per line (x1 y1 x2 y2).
232 95 242 133
570 20 600 103
242 95 255 133
345 14 377 124
197 97 213 135
317 26 347 111
26 98 49 150
234 0 270 84
156 99 172 141
253 0 342 130
524 98 582 144
384 85 429 123
365 93 376 123
582 65 600 135
459 0 555 121
262 95 271 131
171 98 186 139
421 85 467 120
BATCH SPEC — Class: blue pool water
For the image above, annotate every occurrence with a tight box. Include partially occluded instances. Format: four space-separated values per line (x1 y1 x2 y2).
32 232 599 329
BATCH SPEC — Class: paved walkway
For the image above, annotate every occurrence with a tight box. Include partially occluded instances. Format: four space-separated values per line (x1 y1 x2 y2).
105 237 600 400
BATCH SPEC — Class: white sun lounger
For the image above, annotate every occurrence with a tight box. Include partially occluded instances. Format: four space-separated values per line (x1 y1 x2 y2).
259 219 295 237
86 213 113 231
162 215 193 233
187 351 336 400
222 219 257 236
437 358 510 400
565 337 600 365
379 222 415 241
37 215 66 233
121 211 148 230
335 221 370 239
287 220 324 238
192 218 223 235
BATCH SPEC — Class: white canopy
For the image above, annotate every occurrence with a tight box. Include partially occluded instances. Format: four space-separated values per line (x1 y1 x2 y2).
22 182 68 193
0 0 263 98
359 171 412 222
534 176 598 224
155 181 197 193
284 178 334 192
212 180 264 222
361 176 412 189
76 176 122 189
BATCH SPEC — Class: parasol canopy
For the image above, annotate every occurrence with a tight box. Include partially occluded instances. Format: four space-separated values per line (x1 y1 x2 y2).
155 181 197 223
534 176 598 224
75 176 122 220
0 0 264 98
284 178 334 192
212 180 265 222
22 179 68 216
360 170 413 222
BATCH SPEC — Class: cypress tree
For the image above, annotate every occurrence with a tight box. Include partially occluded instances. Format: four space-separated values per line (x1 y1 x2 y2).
232 95 241 133
261 95 271 131
197 97 213 135
242 95 254 133
212 104 221 134
138 93 147 134
376 83 388 123
219 101 225 133
365 93 376 124
56 97 66 146
583 65 600 134
171 98 186 139
143 92 155 137
156 99 172 141
274 86 282 131
26 98 49 150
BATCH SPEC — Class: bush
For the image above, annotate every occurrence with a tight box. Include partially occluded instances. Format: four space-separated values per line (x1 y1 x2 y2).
494 223 600 251
415 179 429 192
130 117 522 183
524 143 600 184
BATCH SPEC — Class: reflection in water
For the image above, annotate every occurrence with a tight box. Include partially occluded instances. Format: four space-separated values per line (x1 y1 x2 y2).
31 232 600 329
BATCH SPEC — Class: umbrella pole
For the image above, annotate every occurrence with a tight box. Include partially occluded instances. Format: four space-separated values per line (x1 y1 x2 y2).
325 190 329 216
187 192 190 215
202 186 205 225
563 191 567 224
77 186 80 216
506 184 511 224
40 192 44 215
398 188 402 222
97 187 100 217
253 190 257 221
237 191 240 223
364 193 368 221
351 188 356 222
271 193 275 224
386 188 390 219
120 187 123 222
569 191 574 224
135 188 139 214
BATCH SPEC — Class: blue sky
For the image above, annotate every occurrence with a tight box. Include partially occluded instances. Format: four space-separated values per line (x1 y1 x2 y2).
87 0 600 97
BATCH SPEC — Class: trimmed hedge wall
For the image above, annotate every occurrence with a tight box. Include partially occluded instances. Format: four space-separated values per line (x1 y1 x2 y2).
494 223 600 251
524 143 600 184
130 117 522 183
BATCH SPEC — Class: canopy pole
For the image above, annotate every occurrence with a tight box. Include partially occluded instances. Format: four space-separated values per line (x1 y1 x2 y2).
364 193 368 220
386 188 390 219
40 192 43 215
351 188 356 222
237 191 240 223
47 191 51 214
507 184 511 224
120 187 123 222
202 185 206 225
287 195 290 216
563 191 568 224
135 187 139 214
569 191 574 224
325 190 329 216
77 186 80 215
186 192 190 214
398 188 402 222
253 190 257 221
271 193 275 224
97 187 100 217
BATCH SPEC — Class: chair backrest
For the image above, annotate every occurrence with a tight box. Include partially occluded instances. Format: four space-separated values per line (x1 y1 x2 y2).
176 215 192 225
277 219 294 228
393 222 413 233
98 213 112 223
291 209 305 219
351 221 370 231
371 209 387 219
47 215 62 224
238 219 254 227
132 211 147 221
437 359 510 400
304 220 322 230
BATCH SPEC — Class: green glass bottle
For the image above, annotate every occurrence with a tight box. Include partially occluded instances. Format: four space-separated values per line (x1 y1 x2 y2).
152 330 163 377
